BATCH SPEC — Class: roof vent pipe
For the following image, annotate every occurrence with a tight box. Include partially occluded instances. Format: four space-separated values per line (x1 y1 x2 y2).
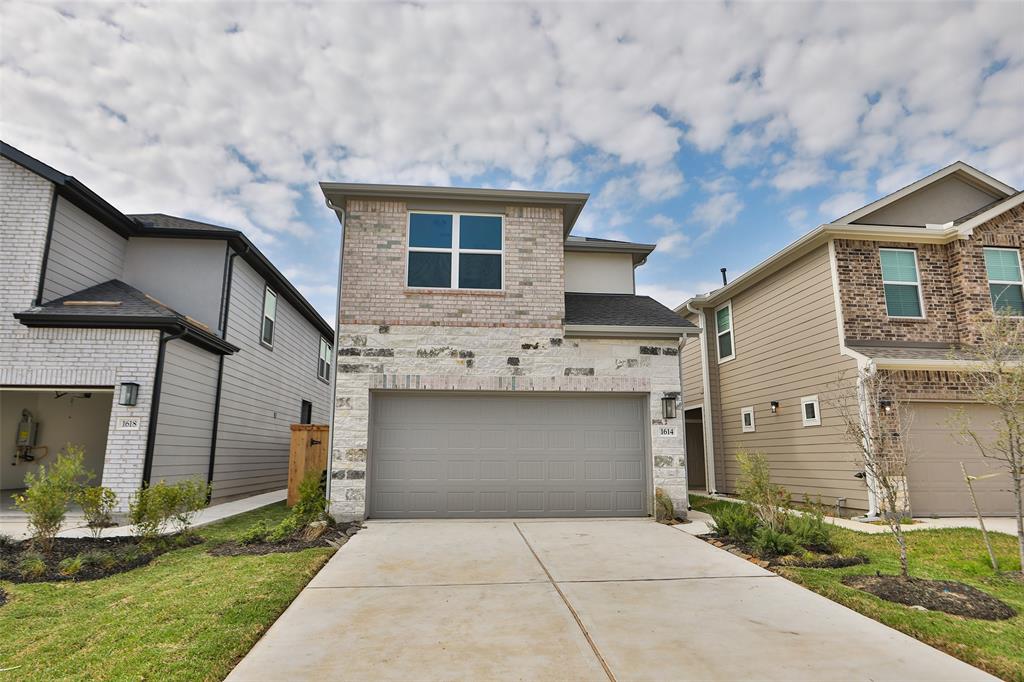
720 268 728 286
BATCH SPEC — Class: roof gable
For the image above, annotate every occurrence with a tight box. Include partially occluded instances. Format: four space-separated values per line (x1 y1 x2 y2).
835 161 1015 226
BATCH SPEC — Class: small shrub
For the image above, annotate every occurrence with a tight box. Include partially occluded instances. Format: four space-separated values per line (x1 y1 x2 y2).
169 479 210 535
266 515 301 543
787 504 836 554
736 451 790 532
708 503 759 543
114 546 143 566
13 445 91 551
58 555 85 577
238 520 270 545
291 471 329 527
17 553 47 580
77 486 118 538
752 526 799 558
81 550 117 571
0 533 14 549
654 488 675 522
129 481 179 540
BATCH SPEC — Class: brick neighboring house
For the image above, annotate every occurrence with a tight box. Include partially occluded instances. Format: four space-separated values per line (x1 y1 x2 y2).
320 183 699 520
679 162 1022 518
1 142 333 511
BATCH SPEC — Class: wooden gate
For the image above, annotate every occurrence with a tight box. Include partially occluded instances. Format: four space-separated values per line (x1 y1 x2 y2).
288 424 329 506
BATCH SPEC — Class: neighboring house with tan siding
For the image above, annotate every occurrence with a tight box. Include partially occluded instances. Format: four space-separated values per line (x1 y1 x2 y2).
679 161 1022 518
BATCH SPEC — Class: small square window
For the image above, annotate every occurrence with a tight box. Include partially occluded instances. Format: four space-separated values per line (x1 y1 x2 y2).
741 406 755 433
801 396 821 427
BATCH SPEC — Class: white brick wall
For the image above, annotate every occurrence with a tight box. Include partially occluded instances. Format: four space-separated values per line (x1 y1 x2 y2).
1 157 158 509
330 324 687 520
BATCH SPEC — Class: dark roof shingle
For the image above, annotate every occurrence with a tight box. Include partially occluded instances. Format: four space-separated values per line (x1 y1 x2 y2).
564 293 697 328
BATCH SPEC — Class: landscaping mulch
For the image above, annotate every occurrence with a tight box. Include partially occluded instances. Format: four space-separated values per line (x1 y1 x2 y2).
842 574 1017 620
779 554 869 569
208 522 362 557
0 534 202 583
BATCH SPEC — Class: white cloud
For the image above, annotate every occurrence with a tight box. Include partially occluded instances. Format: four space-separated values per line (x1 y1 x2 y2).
819 192 869 221
786 207 810 231
691 191 744 241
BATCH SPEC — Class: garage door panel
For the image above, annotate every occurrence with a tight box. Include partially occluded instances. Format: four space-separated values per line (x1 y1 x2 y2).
907 402 1014 516
368 393 648 518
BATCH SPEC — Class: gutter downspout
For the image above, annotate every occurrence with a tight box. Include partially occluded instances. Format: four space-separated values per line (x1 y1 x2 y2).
142 327 187 486
324 197 346 513
686 301 716 493
678 334 690 513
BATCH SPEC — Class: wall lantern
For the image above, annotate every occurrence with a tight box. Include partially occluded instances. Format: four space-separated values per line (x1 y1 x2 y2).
770 400 779 414
879 399 893 415
661 392 679 420
118 382 140 407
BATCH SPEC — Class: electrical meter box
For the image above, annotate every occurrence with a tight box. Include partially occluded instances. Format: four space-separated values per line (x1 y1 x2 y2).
16 414 38 447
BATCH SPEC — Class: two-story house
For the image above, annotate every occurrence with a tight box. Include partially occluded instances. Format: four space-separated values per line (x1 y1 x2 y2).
679 162 1022 518
1 142 334 511
320 183 699 520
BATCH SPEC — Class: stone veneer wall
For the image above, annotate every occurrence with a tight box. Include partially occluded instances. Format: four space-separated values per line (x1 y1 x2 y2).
330 324 687 520
1 156 158 509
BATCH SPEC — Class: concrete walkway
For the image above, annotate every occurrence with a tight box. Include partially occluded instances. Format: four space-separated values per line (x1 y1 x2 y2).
227 519 994 682
0 489 285 540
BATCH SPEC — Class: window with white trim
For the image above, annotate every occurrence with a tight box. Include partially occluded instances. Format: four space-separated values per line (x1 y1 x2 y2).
741 406 755 433
261 286 277 347
318 337 332 382
984 247 1024 317
715 301 735 362
879 248 924 318
407 212 503 290
801 395 821 427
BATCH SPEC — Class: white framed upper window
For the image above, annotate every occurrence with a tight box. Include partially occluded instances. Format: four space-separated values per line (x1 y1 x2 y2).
715 301 735 363
984 247 1024 317
801 395 821 427
260 286 277 348
741 406 755 433
879 248 925 319
318 337 332 382
406 212 503 290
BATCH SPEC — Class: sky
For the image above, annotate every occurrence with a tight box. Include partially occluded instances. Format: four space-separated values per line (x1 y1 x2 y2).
2 1 1022 327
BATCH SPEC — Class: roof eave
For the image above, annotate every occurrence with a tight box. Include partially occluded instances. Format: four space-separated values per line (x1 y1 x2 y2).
13 313 239 355
563 240 656 266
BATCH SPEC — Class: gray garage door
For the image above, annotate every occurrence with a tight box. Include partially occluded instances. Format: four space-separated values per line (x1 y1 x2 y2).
906 402 1015 516
368 393 648 518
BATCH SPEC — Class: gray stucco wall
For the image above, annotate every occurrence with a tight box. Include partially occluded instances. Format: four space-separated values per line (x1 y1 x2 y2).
41 196 127 302
149 338 220 486
212 256 331 502
123 238 227 333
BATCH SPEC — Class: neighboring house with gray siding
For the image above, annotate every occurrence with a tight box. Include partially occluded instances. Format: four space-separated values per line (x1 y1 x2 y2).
320 182 700 521
1 142 333 510
679 161 1022 518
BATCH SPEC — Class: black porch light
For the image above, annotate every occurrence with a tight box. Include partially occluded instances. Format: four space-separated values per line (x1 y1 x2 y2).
118 382 140 407
661 393 679 420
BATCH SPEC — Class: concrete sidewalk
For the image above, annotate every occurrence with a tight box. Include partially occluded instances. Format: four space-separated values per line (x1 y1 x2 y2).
227 519 994 682
0 489 285 540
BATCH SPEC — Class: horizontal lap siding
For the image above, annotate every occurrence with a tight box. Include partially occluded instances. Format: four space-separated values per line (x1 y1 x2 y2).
713 245 866 510
212 259 331 502
42 198 127 302
149 339 219 485
681 312 703 407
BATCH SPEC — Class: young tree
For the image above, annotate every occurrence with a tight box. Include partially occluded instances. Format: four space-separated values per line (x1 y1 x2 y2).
954 314 1024 575
829 369 914 578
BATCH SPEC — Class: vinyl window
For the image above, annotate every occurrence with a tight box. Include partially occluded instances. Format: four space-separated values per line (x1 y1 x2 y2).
406 212 503 290
879 248 924 318
801 395 821 427
318 337 332 382
715 301 735 362
741 406 755 433
261 286 277 348
984 247 1024 317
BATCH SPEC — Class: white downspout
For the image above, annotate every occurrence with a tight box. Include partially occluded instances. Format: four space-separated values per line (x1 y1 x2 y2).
686 301 716 493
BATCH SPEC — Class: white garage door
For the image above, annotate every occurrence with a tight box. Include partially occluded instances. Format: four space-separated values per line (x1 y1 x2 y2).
906 402 1016 517
368 393 649 518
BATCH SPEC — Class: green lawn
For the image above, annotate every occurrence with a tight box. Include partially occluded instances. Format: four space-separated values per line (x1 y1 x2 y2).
0 503 333 681
690 494 1024 681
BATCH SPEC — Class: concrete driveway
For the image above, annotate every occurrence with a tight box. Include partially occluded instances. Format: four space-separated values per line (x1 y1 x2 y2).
227 519 994 682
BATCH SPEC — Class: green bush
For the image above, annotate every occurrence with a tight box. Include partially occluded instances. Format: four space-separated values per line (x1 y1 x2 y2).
115 546 143 566
169 479 211 534
238 520 271 545
708 502 759 543
80 550 117 571
14 445 92 551
786 505 836 554
130 479 211 540
752 526 799 558
77 486 118 538
17 553 47 580
58 555 85 577
266 515 301 543
654 488 675 522
0 533 14 549
736 451 790 532
291 471 329 526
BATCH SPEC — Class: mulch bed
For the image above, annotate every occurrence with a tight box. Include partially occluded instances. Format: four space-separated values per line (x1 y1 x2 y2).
699 533 868 570
842 574 1017 620
779 554 869 569
0 534 202 584
207 522 362 557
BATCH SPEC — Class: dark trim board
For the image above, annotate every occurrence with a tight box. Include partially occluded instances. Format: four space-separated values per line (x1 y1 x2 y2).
206 354 226 496
142 329 184 486
34 189 60 306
